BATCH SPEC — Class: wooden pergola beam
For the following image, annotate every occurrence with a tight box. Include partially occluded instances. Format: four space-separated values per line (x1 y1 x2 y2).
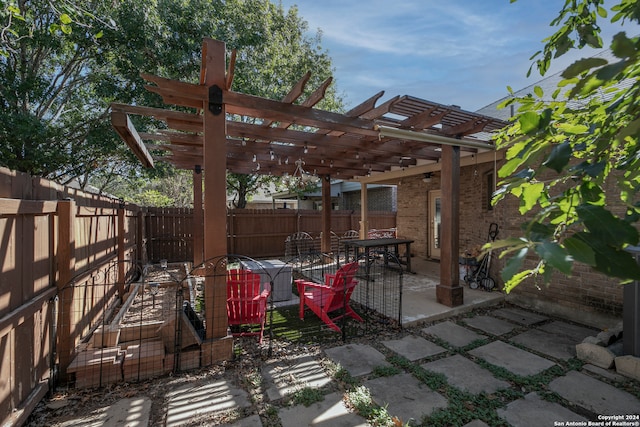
110 112 154 168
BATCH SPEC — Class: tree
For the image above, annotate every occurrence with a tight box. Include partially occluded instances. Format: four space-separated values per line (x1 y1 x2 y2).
492 0 640 292
0 0 342 205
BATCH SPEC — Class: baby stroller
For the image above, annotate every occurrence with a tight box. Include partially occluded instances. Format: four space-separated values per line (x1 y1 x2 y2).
465 223 499 291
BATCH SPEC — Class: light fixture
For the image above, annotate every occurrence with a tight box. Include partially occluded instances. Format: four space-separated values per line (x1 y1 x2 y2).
252 154 257 162
423 173 432 183
270 150 275 160
303 143 308 154
283 158 320 188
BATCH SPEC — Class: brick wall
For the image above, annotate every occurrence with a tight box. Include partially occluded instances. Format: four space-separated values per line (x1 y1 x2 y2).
397 159 625 324
343 187 396 211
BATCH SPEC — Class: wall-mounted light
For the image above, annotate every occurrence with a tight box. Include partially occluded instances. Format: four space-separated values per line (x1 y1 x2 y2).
423 173 432 183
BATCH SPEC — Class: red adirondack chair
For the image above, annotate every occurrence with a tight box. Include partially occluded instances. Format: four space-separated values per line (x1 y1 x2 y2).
227 269 271 343
295 262 363 332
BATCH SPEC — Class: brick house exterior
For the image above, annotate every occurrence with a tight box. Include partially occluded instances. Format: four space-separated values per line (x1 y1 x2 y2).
395 153 626 327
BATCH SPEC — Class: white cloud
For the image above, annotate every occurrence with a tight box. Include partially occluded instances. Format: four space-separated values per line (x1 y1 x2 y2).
278 0 640 109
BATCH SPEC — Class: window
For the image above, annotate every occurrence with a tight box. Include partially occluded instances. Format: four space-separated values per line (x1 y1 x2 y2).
485 170 495 211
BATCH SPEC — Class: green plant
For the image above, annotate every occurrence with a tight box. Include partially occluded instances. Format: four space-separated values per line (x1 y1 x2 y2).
372 364 401 378
388 355 448 391
290 387 324 407
330 363 359 388
346 386 395 427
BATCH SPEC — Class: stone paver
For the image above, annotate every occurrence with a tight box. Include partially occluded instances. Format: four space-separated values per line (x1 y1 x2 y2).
510 329 577 360
364 373 447 424
582 364 628 382
382 335 446 361
462 315 517 336
549 370 640 416
59 397 151 427
324 344 390 377
469 340 556 377
165 380 251 427
221 414 263 427
539 320 597 342
422 354 510 395
262 355 332 401
491 307 549 326
422 321 485 348
278 392 368 427
497 392 587 426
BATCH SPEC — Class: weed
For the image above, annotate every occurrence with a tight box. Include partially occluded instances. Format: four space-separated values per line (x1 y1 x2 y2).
346 386 395 426
460 338 490 352
290 387 324 407
331 363 359 388
372 364 401 378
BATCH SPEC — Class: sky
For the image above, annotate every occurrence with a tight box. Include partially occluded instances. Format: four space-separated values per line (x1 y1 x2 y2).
276 0 638 112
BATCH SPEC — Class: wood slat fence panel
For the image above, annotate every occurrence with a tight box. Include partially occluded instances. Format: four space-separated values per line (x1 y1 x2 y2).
0 167 139 426
145 208 397 261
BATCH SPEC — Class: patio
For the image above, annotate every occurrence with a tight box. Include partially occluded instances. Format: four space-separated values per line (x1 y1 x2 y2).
26 298 640 426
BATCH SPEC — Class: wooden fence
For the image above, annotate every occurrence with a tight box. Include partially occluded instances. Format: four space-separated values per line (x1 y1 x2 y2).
0 167 141 426
145 207 397 262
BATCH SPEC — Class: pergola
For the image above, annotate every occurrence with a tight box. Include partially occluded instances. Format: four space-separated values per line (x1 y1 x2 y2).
111 38 506 360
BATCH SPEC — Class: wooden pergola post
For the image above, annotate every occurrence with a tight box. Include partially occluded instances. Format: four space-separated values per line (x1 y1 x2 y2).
437 145 463 307
117 205 126 300
193 165 203 267
321 175 332 253
56 199 75 379
201 38 233 362
359 182 369 239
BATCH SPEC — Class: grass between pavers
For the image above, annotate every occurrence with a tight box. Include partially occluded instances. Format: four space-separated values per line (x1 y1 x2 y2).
241 307 640 426
320 336 637 426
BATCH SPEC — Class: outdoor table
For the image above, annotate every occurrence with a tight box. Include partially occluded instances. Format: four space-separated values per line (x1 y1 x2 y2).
343 238 414 274
241 259 293 302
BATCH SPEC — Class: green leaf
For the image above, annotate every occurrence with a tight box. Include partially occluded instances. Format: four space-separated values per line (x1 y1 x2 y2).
535 241 573 275
610 32 636 58
617 117 640 142
577 205 639 246
533 86 544 98
561 58 608 79
503 269 535 294
518 112 541 134
502 247 529 282
570 161 606 178
579 181 604 205
585 238 640 281
564 236 596 266
542 141 571 172
526 221 555 241
555 123 589 134
487 237 529 251
597 6 607 18
595 60 628 81
60 13 73 25
520 182 544 214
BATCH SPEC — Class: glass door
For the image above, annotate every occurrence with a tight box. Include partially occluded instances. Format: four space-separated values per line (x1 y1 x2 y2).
428 190 441 259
